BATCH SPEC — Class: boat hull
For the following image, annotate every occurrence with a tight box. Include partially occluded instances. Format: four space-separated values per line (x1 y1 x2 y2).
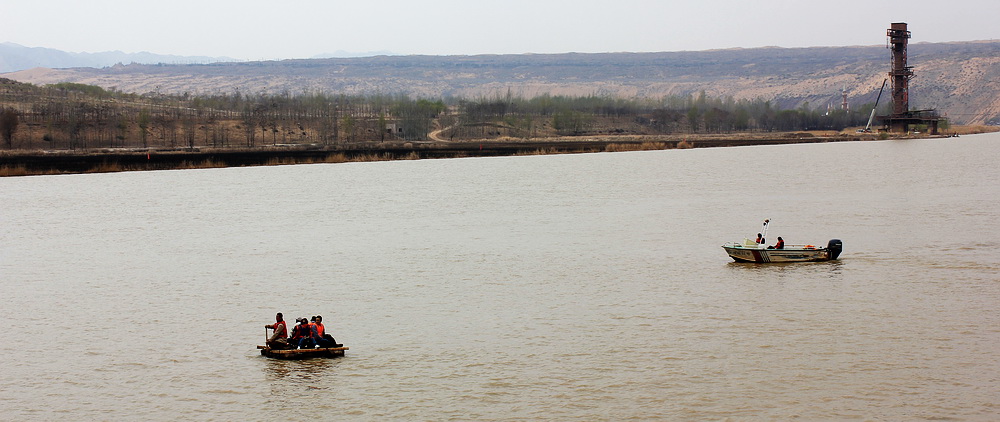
257 346 348 360
722 246 833 263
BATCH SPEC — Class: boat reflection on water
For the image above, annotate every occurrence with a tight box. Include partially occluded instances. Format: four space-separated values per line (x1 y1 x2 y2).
725 258 845 281
261 356 341 381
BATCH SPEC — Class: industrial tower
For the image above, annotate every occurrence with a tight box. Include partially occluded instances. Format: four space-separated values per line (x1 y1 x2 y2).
889 22 913 116
878 22 942 134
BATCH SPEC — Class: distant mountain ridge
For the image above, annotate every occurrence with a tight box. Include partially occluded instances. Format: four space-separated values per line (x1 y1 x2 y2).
311 50 398 59
3 41 999 125
0 42 233 72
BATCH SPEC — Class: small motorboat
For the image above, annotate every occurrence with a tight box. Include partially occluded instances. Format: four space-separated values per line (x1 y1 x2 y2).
257 345 348 360
722 219 842 263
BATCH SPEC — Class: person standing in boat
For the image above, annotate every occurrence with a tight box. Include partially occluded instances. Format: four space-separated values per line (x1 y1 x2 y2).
755 233 765 244
265 313 291 349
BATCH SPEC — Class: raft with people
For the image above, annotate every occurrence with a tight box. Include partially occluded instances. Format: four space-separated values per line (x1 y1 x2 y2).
259 313 348 360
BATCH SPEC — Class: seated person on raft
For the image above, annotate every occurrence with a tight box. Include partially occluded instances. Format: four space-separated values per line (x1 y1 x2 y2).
265 312 292 349
312 315 341 348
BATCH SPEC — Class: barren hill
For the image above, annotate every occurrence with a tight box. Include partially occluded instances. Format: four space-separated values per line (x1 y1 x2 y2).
4 42 1000 125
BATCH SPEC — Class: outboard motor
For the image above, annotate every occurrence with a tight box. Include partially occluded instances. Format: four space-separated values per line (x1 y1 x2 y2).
827 239 843 260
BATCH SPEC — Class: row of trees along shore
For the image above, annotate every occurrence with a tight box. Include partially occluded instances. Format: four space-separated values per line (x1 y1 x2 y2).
0 79 895 150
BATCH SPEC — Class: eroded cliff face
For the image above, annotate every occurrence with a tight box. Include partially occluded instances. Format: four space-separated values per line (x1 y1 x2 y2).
920 55 1000 125
6 42 999 125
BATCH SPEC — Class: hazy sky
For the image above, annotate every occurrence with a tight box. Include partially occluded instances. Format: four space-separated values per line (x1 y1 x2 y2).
3 0 998 59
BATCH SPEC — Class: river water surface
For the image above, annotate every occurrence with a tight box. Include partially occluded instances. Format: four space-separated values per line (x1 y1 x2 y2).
2 134 999 420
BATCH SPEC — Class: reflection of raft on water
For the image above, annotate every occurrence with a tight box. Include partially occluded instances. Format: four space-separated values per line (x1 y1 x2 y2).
257 345 348 360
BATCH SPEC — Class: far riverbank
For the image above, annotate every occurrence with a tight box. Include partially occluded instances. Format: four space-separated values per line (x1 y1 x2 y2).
1 129 994 177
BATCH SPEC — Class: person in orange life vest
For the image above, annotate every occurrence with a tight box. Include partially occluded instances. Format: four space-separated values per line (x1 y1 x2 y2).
768 236 785 249
755 233 765 244
298 316 322 349
314 315 339 348
289 317 308 348
265 313 290 349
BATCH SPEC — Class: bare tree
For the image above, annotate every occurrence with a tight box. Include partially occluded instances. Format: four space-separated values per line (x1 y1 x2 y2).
0 107 19 149
138 110 151 148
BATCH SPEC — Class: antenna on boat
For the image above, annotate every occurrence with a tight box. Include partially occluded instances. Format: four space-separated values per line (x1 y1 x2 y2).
761 219 770 241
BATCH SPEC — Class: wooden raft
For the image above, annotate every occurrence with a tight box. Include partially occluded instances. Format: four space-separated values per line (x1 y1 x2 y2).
257 345 349 360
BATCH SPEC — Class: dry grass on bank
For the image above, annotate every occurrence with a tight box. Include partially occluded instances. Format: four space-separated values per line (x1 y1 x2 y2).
604 142 671 152
947 125 1000 135
0 164 29 177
